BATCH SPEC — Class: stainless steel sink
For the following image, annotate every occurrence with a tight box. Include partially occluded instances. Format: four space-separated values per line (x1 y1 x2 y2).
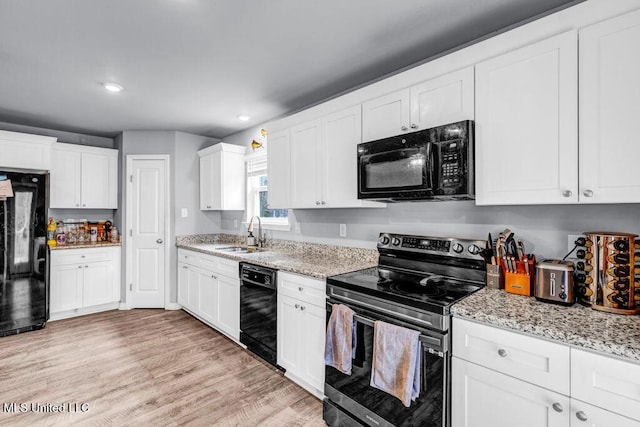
216 246 249 253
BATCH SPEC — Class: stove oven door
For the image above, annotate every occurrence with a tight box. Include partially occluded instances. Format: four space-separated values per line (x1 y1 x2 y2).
323 300 449 427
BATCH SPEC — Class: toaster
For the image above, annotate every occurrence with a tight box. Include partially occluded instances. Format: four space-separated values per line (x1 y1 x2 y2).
535 259 575 305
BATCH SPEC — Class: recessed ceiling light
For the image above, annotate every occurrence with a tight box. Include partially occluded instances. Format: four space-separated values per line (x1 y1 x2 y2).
237 114 251 122
102 82 123 93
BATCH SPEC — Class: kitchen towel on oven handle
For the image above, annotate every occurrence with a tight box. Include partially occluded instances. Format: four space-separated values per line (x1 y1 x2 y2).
324 303 357 375
370 320 421 408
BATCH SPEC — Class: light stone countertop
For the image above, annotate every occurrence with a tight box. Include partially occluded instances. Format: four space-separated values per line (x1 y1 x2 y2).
176 234 378 279
50 241 121 250
452 287 640 363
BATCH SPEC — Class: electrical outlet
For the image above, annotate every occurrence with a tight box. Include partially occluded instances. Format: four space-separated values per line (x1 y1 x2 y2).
339 224 347 237
233 219 238 229
295 222 301 234
181 208 188 218
568 234 583 253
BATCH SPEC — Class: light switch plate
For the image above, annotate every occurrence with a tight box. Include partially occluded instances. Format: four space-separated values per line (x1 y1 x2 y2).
339 224 347 237
181 208 188 218
295 222 301 234
234 219 238 229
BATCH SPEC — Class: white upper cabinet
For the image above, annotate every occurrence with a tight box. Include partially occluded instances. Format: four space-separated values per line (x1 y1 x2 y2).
0 130 56 171
289 106 384 209
475 30 578 205
51 143 118 209
290 119 322 208
198 142 246 211
579 9 640 204
266 129 291 209
362 66 474 142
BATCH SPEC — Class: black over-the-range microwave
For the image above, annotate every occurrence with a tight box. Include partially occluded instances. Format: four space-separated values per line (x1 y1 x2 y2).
357 120 474 201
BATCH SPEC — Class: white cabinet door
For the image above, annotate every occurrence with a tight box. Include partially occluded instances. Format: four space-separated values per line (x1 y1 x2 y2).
199 154 215 210
198 270 218 325
321 106 362 208
216 275 239 340
362 88 411 142
266 129 291 209
277 294 301 373
177 262 189 307
187 267 199 312
452 357 569 427
50 263 83 313
475 30 578 205
290 119 322 208
82 260 113 307
50 149 81 208
579 9 640 204
300 301 325 392
410 66 474 131
570 400 640 427
81 151 117 208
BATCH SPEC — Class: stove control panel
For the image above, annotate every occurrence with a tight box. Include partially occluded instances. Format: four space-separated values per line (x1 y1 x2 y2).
378 233 485 260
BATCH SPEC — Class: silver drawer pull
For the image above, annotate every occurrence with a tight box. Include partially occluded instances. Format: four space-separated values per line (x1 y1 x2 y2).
300 306 305 311
575 411 587 422
498 349 507 357
295 304 300 309
552 403 563 413
298 286 303 291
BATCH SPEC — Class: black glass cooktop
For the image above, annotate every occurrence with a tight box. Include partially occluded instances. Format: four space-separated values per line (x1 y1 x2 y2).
327 266 484 313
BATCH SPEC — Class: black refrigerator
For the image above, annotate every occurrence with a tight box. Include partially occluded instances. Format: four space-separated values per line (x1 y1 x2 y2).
0 169 49 337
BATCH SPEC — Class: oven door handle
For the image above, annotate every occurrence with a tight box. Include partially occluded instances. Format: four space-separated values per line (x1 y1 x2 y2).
326 302 446 354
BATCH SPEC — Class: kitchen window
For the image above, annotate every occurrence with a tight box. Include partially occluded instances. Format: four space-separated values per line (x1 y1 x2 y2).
246 152 289 230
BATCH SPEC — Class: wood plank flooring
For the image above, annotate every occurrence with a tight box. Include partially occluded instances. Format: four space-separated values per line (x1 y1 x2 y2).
0 309 325 426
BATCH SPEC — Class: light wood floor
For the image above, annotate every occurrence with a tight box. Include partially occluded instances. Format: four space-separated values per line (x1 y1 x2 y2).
0 309 325 426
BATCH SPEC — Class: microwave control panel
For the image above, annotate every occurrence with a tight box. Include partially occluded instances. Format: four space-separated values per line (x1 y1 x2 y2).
438 139 464 188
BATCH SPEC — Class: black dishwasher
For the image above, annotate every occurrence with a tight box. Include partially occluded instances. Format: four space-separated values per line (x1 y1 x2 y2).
239 262 281 369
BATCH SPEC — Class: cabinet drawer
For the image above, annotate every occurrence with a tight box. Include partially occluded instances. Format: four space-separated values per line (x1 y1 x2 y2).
51 248 112 265
216 257 239 279
178 249 199 266
199 253 219 271
278 271 325 307
571 348 640 422
571 399 640 427
452 318 570 394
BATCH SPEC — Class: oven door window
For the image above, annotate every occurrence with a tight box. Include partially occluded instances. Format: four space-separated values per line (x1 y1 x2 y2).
325 317 446 426
360 147 431 194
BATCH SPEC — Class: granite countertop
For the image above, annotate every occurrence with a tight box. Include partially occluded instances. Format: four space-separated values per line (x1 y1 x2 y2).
452 287 640 363
176 234 378 279
50 241 122 250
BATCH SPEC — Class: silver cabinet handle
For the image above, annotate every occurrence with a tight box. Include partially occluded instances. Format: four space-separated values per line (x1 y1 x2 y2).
583 189 594 197
206 205 211 208
78 265 82 269
85 265 88 268
212 275 217 279
156 238 163 244
321 201 326 205
552 403 563 413
562 190 572 198
575 411 587 422
82 204 86 207
76 204 79 207
182 265 188 269
410 123 418 129
298 286 303 291
400 125 408 131
295 304 300 309
498 349 507 357
300 305 305 311
315 201 320 205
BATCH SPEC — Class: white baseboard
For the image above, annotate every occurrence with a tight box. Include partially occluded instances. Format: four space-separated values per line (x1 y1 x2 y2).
165 303 181 310
119 302 132 310
50 302 120 321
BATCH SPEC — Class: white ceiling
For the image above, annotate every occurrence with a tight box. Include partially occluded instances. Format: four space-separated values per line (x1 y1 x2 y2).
0 0 579 139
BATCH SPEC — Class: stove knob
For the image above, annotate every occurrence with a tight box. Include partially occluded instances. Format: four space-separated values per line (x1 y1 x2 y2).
379 235 390 245
391 237 401 246
468 244 481 255
452 243 464 253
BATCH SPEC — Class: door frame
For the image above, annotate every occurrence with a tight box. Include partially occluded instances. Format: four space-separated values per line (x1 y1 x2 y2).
124 154 171 309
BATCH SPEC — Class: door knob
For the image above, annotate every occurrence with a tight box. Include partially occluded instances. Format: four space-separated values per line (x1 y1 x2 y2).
583 189 594 197
562 190 572 198
156 238 163 244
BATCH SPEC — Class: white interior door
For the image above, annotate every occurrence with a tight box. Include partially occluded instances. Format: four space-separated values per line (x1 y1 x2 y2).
127 156 168 308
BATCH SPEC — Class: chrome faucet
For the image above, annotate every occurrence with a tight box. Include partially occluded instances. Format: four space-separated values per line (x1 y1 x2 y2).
247 216 265 248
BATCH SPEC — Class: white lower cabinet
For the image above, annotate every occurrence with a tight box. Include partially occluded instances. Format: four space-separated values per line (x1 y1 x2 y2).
177 249 240 341
50 246 121 320
452 318 640 427
277 271 326 398
452 358 569 427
